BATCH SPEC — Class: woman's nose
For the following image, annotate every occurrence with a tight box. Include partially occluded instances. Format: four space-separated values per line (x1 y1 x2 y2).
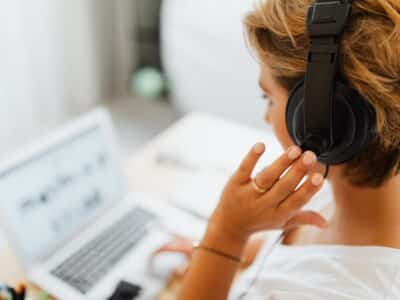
264 111 271 124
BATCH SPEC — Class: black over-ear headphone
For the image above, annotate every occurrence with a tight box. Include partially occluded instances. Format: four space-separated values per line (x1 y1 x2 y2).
286 0 376 165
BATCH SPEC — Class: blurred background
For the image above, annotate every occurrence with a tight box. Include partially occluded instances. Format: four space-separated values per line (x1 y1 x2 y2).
0 0 268 157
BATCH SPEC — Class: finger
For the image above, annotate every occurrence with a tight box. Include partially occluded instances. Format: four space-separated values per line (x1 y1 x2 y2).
266 151 317 203
283 211 328 230
254 146 302 191
152 241 193 257
232 143 266 183
174 264 189 277
278 173 325 213
171 234 193 244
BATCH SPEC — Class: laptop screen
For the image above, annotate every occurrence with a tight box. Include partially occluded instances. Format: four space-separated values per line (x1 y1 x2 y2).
0 125 126 260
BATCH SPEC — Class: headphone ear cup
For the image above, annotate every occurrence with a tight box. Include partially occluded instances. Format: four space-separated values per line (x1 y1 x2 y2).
286 80 306 149
286 80 375 165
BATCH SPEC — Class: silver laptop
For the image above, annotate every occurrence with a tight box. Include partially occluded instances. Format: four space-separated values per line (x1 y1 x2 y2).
0 108 203 299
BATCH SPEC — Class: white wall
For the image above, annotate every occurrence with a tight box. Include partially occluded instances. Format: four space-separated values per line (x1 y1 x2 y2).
0 0 120 156
0 0 37 154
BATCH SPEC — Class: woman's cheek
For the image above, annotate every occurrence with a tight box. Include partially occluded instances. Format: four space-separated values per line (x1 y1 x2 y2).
264 110 272 124
267 106 293 150
275 124 293 150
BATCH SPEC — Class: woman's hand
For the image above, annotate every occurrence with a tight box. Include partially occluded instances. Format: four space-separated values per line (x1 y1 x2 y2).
179 144 326 300
206 143 327 249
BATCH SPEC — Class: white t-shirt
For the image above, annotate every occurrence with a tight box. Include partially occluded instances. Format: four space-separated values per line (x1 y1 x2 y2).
230 240 400 299
229 232 400 300
229 185 400 299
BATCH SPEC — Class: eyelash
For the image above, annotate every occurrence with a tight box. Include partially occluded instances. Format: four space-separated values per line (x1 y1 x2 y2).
261 94 274 107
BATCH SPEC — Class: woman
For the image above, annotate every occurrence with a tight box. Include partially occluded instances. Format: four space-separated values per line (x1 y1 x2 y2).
158 0 400 298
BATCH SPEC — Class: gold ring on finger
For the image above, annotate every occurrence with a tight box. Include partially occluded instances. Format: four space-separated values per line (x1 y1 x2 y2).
251 178 268 193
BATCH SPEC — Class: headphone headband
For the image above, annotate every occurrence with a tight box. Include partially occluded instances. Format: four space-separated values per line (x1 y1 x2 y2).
286 0 376 165
302 0 352 154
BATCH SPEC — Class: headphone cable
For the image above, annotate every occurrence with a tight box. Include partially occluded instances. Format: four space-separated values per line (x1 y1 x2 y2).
237 231 287 299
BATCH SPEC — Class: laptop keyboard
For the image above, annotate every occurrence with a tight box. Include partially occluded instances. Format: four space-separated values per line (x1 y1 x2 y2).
51 206 157 294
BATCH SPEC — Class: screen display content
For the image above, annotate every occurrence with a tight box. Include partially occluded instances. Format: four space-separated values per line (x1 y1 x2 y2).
0 126 125 259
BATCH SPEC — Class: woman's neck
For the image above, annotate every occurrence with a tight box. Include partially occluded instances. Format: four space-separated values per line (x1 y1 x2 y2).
327 173 400 247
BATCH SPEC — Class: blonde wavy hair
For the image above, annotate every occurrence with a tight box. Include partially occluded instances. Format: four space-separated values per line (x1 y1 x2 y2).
245 0 400 187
